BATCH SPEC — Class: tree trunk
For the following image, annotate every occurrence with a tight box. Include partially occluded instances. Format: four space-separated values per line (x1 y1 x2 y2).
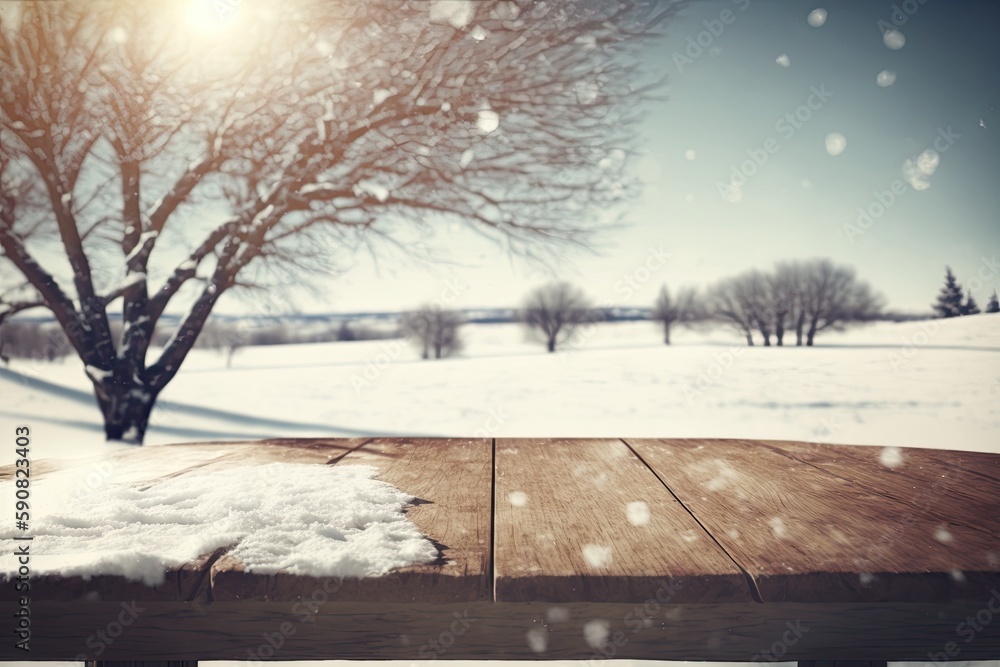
757 324 771 346
95 378 156 443
795 313 805 346
806 318 819 346
775 320 785 346
663 322 671 345
744 330 754 346
547 337 556 353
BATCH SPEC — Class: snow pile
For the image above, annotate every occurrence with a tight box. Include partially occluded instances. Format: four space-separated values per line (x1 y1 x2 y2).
0 463 437 585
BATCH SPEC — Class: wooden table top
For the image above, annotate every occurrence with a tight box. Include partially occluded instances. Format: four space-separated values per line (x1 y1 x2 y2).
3 437 999 662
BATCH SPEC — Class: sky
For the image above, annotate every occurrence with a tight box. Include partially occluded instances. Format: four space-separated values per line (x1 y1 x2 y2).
243 0 998 316
6 0 999 317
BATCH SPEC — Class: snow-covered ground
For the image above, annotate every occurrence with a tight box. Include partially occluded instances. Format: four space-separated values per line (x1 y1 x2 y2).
1 314 998 462
2 316 996 666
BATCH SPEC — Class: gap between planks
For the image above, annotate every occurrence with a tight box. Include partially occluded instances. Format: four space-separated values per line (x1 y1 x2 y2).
619 437 765 604
490 438 497 603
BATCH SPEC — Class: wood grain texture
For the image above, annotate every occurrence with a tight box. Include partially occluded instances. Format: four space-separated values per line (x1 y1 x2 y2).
493 438 754 603
209 438 493 603
626 438 1000 604
761 439 1000 540
8 600 1000 661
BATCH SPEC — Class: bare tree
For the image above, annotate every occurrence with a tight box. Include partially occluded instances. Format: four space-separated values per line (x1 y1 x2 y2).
651 284 698 344
741 270 774 346
769 261 805 346
400 305 463 360
708 260 882 347
708 273 761 346
800 259 883 346
522 282 591 353
0 0 676 442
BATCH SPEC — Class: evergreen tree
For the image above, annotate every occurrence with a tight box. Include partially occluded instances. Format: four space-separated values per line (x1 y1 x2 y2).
986 291 1000 314
962 293 981 316
932 267 965 318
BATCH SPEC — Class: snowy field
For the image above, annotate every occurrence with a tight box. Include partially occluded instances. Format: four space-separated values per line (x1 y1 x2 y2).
1 314 998 462
2 316 997 667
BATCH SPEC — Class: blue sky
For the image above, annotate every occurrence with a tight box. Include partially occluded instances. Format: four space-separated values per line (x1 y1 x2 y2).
262 0 998 316
10 0 993 316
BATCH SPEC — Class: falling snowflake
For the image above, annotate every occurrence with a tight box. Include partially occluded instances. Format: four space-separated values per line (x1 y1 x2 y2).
825 132 847 156
476 109 499 134
879 446 903 468
807 8 827 27
582 543 612 568
883 29 905 50
625 501 651 526
876 70 897 87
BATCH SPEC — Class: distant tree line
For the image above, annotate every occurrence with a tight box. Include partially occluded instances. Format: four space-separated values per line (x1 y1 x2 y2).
702 258 884 346
7 261 991 365
652 260 883 347
0 320 73 364
194 318 394 366
515 258 883 352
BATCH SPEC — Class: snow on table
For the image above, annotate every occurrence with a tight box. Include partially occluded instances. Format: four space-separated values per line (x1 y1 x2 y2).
0 438 998 662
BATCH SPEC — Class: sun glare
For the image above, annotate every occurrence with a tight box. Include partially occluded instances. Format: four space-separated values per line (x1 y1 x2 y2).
184 0 240 36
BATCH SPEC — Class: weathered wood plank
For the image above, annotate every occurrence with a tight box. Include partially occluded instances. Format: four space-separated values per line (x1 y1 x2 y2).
0 440 366 603
0 441 245 485
761 439 1000 540
626 438 1000 603
9 600 1000 661
494 438 754 603
209 438 493 603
